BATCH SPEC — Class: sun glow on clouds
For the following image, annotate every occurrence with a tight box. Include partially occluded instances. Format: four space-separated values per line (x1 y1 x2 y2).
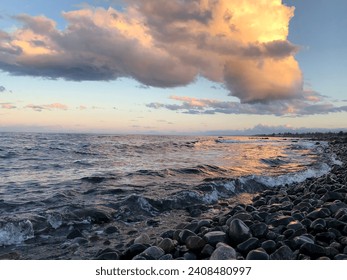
0 0 302 104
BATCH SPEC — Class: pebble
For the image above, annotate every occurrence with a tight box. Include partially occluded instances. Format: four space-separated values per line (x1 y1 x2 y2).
270 245 293 260
228 219 252 245
203 231 227 246
210 244 237 260
246 249 270 260
134 233 151 245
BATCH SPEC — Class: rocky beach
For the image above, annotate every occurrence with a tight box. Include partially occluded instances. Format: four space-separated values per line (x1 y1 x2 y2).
0 134 346 260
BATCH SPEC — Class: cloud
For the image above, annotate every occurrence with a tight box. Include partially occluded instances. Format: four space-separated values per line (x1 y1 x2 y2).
1 102 16 109
147 91 347 116
0 86 6 92
25 103 69 112
0 0 302 103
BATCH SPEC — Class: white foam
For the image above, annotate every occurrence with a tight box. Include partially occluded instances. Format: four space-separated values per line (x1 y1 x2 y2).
47 213 63 229
0 220 34 246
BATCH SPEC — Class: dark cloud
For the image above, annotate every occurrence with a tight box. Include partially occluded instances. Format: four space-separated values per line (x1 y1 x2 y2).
0 86 6 92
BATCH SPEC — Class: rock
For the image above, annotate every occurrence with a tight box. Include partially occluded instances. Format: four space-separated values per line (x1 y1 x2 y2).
0 252 21 260
184 221 199 232
237 237 259 254
292 235 314 249
203 231 227 246
178 229 196 244
134 233 151 245
261 240 277 254
159 254 173 260
105 226 119 234
228 219 252 245
325 246 339 259
210 244 237 260
67 228 84 239
321 192 345 202
250 222 268 238
185 236 206 251
310 218 327 231
334 254 347 260
269 215 294 227
201 244 215 257
123 244 149 259
246 249 270 260
141 246 165 260
287 220 305 231
299 243 326 259
74 208 112 224
95 248 119 260
270 245 294 260
307 208 331 219
183 252 197 260
316 232 336 243
158 238 176 253
226 212 253 224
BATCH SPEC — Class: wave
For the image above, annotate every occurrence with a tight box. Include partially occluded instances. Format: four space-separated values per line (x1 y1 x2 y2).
0 220 34 246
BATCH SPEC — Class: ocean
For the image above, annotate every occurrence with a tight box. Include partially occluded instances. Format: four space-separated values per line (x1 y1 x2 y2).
0 132 337 255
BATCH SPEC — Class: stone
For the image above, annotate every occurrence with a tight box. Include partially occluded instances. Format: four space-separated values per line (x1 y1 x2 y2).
158 238 176 253
261 240 277 254
310 218 327 231
250 222 268 238
228 219 252 245
183 252 197 260
270 245 294 260
325 246 339 259
185 236 206 251
292 235 314 250
123 244 149 259
210 244 237 260
159 254 173 260
160 230 175 239
201 244 215 257
134 233 151 245
287 220 304 231
334 254 347 260
321 192 345 202
316 232 336 243
74 208 112 224
236 237 259 254
203 231 227 246
246 249 270 260
141 246 165 260
95 248 119 260
105 226 119 234
178 229 196 244
307 208 331 220
269 215 294 227
226 212 253 225
67 228 84 239
0 252 20 260
299 243 326 259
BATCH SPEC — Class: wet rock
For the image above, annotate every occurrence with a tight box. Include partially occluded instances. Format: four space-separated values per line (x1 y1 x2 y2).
210 244 237 260
185 236 206 251
95 248 119 260
201 244 215 257
269 215 294 227
0 252 21 260
292 235 314 249
141 246 165 260
159 254 173 260
250 222 268 238
334 254 347 260
236 237 259 254
227 212 253 224
325 246 339 259
134 233 151 245
246 249 270 260
123 244 149 259
270 245 294 260
178 229 196 244
158 238 176 253
203 231 227 246
287 220 305 231
307 208 331 220
160 230 174 239
261 240 277 254
105 226 119 235
74 208 112 224
310 218 327 231
228 219 252 245
299 243 326 259
183 252 197 260
316 232 336 243
67 228 84 239
321 192 345 202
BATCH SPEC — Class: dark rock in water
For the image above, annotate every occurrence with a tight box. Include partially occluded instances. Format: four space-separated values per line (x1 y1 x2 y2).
67 228 84 239
105 226 119 235
250 222 268 238
316 232 336 243
178 229 196 244
246 249 269 260
236 237 259 254
159 254 173 260
141 246 165 260
310 218 327 231
158 238 176 253
185 236 206 251
299 243 326 259
228 219 252 245
203 231 227 246
270 245 294 260
134 233 151 245
123 244 149 259
74 208 112 224
210 244 237 260
307 208 331 220
261 240 277 254
321 192 345 202
326 202 347 215
269 215 294 227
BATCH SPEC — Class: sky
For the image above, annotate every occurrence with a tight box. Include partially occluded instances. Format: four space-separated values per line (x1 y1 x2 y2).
0 0 346 135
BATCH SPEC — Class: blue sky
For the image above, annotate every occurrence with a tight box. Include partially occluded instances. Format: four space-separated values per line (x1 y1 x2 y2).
0 0 346 134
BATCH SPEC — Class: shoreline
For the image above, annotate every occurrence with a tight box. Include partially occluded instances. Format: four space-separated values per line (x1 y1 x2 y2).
1 135 346 260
